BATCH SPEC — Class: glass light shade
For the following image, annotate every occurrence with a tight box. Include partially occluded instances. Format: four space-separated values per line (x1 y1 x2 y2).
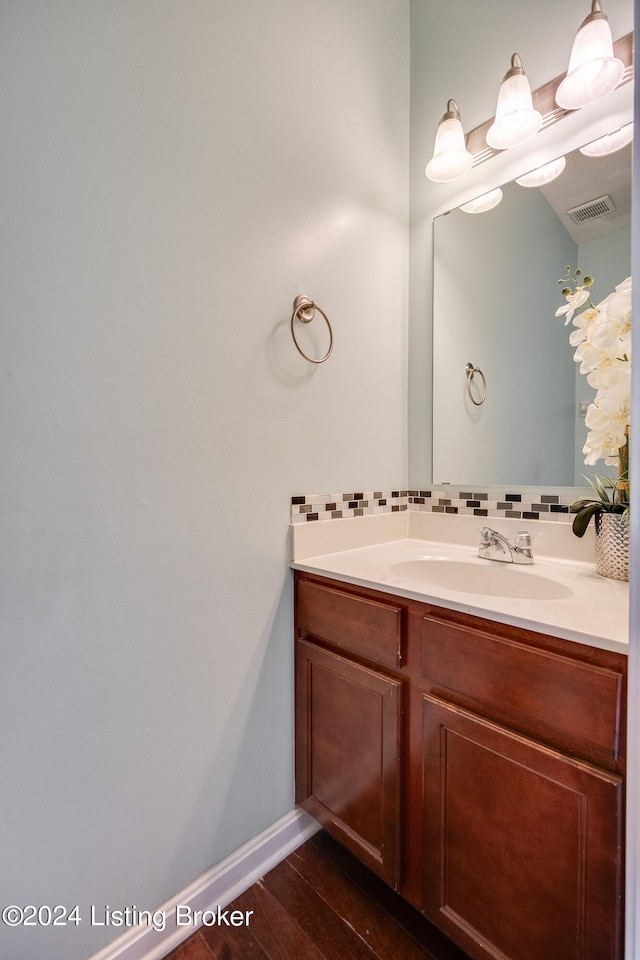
515 156 567 188
425 104 473 182
579 122 633 156
556 15 624 109
460 188 503 214
486 56 542 150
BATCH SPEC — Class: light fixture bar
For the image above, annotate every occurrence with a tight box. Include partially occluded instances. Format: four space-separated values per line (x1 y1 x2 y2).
465 31 632 167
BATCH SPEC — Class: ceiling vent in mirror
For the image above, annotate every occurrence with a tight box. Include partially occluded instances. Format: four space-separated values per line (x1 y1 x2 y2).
567 194 616 224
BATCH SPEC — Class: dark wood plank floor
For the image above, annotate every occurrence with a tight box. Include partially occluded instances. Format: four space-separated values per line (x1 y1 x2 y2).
162 830 470 960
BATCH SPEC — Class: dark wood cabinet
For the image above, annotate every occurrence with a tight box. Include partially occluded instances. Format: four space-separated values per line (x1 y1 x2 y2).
295 638 402 888
294 575 404 887
422 694 623 960
294 571 626 960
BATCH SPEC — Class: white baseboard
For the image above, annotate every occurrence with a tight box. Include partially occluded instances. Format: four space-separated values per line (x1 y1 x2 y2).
88 808 321 960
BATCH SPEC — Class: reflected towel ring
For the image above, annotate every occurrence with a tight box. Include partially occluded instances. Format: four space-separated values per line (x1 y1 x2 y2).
291 295 333 364
466 362 487 405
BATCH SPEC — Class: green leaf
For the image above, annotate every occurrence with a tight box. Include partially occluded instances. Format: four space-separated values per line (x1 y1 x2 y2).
572 503 602 538
570 498 597 512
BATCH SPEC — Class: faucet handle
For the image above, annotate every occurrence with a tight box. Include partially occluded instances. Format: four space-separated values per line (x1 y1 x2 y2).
515 531 531 549
480 526 495 542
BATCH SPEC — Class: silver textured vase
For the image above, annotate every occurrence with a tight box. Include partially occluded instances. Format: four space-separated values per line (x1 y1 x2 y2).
594 512 630 581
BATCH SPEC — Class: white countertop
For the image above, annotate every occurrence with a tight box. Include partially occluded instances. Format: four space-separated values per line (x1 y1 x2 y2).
290 513 629 655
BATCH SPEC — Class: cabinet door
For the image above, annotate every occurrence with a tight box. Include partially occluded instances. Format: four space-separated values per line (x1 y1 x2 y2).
295 638 402 889
423 694 623 960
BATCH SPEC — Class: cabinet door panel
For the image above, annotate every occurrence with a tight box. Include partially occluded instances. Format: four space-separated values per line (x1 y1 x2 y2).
423 695 623 960
295 639 402 888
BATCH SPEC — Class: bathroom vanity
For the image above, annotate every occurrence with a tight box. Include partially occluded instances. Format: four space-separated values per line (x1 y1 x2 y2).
292 515 628 960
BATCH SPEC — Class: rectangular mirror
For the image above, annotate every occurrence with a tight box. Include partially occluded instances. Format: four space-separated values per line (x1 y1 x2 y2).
432 138 631 488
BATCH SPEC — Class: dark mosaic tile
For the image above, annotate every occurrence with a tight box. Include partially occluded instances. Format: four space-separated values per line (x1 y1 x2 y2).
292 496 306 505
459 492 473 499
523 511 540 520
445 506 459 514
353 492 364 500
541 495 560 504
408 490 419 497
497 502 512 511
550 504 569 513
505 494 522 502
326 502 336 511
432 505 445 513
400 504 408 511
392 490 400 497
300 504 313 514
358 500 369 508
474 508 489 517
378 499 387 506
505 510 522 518
414 497 426 505
531 503 549 512
354 508 364 517
439 499 451 506
466 500 481 508
331 510 343 519
419 490 432 497
392 504 401 512
306 513 319 521
373 491 383 499
348 501 358 509
473 493 489 501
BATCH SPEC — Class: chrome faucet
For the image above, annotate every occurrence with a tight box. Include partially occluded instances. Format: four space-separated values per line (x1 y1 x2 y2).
478 527 534 564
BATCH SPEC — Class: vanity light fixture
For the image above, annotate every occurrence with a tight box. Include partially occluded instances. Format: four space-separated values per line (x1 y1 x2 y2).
460 188 503 214
425 99 473 182
486 54 542 150
515 156 567 188
555 0 625 110
579 121 634 156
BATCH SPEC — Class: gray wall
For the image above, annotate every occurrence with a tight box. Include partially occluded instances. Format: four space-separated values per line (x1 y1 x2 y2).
0 3 409 958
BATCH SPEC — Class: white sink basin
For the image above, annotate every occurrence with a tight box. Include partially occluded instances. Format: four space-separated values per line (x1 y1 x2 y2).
390 558 574 601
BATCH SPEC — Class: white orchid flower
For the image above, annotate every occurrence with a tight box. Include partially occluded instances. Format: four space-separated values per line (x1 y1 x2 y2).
583 425 629 465
586 399 630 434
613 276 632 297
587 362 631 392
557 272 631 470
594 387 631 427
568 306 600 348
578 340 624 376
555 287 590 325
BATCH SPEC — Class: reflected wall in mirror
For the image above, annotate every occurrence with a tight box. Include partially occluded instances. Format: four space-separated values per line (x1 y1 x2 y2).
432 140 631 488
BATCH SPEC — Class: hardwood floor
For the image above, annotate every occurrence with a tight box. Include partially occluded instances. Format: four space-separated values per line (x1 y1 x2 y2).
161 830 470 960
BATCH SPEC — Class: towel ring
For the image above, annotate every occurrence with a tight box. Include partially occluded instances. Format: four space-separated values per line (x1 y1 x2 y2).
291 295 333 364
465 362 487 406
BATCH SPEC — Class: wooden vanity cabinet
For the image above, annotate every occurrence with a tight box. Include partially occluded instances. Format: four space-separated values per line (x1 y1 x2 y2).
422 607 626 960
294 575 404 888
294 571 627 960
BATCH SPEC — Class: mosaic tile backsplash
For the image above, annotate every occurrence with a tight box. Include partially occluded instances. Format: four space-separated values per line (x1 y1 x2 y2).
290 489 576 524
